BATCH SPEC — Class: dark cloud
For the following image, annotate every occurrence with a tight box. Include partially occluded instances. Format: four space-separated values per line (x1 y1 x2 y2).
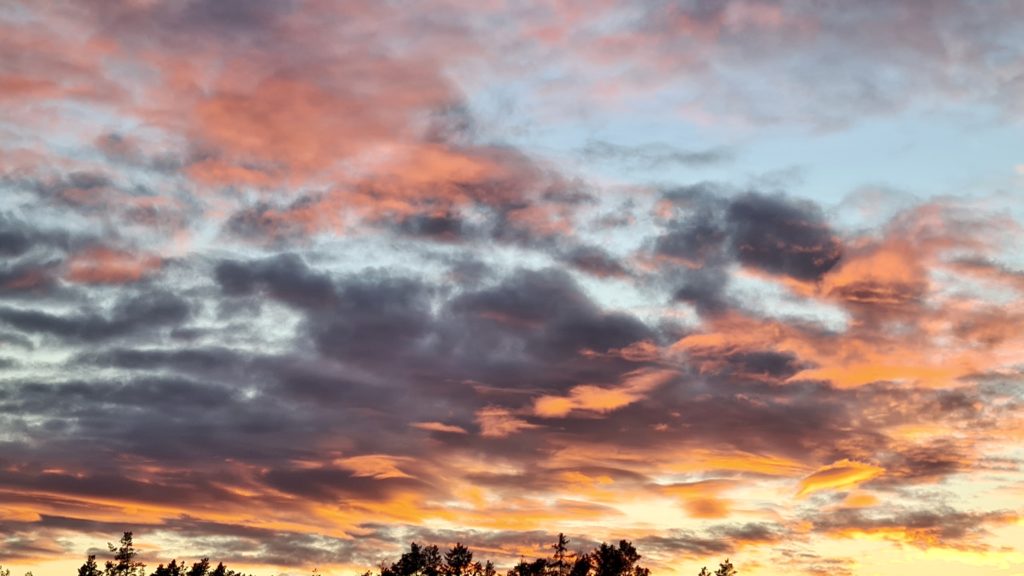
396 212 470 242
637 522 785 558
447 268 652 365
80 346 249 375
650 186 843 321
0 222 34 258
0 213 73 258
670 267 731 316
0 291 190 342
653 185 729 267
559 245 631 278
878 440 972 485
770 549 855 576
809 507 1018 550
215 253 336 310
725 192 841 282
653 187 841 281
260 467 427 503
311 273 435 366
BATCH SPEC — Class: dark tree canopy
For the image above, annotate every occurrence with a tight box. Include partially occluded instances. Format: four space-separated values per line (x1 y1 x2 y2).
591 541 649 576
382 542 444 576
568 555 591 576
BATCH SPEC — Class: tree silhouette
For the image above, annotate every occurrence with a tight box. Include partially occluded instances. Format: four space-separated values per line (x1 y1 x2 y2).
383 543 444 576
547 534 571 576
72 533 250 576
713 560 735 576
591 541 648 576
105 531 146 576
150 559 183 576
79 555 102 576
568 555 590 576
69 530 732 576
507 558 546 576
186 558 210 576
444 543 474 576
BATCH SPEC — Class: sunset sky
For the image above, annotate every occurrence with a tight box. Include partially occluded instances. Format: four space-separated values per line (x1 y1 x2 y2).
2 1 1024 575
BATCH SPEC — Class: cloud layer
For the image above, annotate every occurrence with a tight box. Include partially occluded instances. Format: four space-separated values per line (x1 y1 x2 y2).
1 2 1023 576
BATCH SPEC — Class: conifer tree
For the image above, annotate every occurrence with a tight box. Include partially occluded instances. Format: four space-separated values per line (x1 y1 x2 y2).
444 543 473 576
104 532 146 576
547 534 571 576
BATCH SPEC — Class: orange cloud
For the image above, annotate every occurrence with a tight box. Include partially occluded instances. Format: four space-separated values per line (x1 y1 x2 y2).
840 491 880 509
64 247 162 284
475 407 540 437
797 459 885 498
336 455 415 479
533 368 677 418
660 479 739 519
411 422 468 434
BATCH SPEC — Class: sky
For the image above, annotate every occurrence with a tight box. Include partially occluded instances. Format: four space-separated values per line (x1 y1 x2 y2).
2 1 1024 575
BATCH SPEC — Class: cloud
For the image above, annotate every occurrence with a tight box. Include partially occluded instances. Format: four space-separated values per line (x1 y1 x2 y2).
580 140 733 169
2 1 1024 573
64 247 163 284
659 479 739 519
338 455 416 480
809 507 1020 550
411 422 469 435
796 459 885 498
559 245 631 279
0 291 190 342
476 407 540 438
533 369 678 418
725 192 841 282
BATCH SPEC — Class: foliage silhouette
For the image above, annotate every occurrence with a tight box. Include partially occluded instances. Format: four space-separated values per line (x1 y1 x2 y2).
76 532 249 576
79 556 102 576
381 542 444 576
443 543 474 576
105 532 146 576
567 555 590 576
712 560 736 576
546 534 571 576
69 531 735 576
591 541 649 576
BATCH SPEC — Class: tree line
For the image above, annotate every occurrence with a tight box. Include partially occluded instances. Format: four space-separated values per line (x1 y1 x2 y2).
0 531 738 576
372 535 736 576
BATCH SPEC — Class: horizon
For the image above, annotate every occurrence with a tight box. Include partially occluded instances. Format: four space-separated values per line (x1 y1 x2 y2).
1 1 1023 575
